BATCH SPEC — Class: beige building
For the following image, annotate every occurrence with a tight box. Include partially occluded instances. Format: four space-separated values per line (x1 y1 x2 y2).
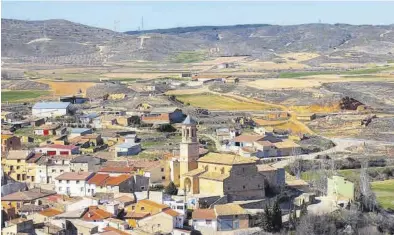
168 116 266 201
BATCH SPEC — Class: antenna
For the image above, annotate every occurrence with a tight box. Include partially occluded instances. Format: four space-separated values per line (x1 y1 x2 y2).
141 16 144 31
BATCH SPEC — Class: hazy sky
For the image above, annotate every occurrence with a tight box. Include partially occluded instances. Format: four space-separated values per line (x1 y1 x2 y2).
2 1 394 32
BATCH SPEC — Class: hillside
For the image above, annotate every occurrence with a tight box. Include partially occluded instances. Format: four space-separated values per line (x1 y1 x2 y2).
2 18 394 65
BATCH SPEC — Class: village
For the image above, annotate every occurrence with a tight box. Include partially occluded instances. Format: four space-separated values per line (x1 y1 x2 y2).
3 67 394 235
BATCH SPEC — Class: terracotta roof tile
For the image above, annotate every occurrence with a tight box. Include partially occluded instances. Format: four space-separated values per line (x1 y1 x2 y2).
82 206 112 221
88 174 110 186
125 211 151 219
192 209 216 220
39 208 63 217
163 208 180 217
138 199 168 210
106 174 132 186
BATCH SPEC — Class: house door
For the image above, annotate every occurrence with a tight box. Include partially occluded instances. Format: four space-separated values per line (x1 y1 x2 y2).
43 130 49 136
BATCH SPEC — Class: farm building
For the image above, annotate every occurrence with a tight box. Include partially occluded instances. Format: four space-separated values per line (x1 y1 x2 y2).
36 144 80 156
32 102 72 118
114 142 141 157
79 113 99 124
150 107 184 123
69 128 93 138
59 95 88 104
296 113 317 121
34 124 66 136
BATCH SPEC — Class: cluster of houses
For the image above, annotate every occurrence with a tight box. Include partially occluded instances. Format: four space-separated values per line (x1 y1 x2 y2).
1 93 355 235
216 126 302 158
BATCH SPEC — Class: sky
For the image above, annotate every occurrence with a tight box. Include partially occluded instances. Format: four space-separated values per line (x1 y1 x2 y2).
2 1 394 32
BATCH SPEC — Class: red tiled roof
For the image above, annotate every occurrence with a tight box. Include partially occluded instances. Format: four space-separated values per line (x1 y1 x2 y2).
39 208 63 217
106 174 132 186
163 208 180 217
82 206 112 221
141 113 170 123
87 173 110 186
192 209 216 220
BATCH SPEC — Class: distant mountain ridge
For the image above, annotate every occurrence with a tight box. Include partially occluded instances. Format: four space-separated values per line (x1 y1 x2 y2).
2 18 394 65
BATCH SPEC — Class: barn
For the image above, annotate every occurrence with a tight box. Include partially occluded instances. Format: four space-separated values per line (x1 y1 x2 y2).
32 102 71 118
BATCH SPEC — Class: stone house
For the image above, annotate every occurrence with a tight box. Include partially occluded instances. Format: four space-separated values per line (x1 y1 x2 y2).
1 134 21 152
70 155 106 172
35 155 73 185
34 123 66 136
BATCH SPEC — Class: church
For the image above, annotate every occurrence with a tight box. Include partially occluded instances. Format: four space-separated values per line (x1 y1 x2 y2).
166 116 267 201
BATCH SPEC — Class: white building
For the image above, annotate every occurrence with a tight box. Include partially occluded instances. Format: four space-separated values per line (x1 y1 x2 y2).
32 102 71 118
35 156 72 184
54 172 94 197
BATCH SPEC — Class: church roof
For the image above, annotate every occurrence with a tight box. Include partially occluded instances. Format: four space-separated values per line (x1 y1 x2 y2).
197 152 257 165
199 172 230 181
183 168 206 177
182 115 196 125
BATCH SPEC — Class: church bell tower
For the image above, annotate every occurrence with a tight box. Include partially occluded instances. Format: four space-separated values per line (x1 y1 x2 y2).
179 115 199 176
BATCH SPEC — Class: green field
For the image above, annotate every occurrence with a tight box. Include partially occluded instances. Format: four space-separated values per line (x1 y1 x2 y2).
170 51 207 63
1 90 50 102
279 66 394 78
371 180 394 210
176 93 272 111
301 167 394 183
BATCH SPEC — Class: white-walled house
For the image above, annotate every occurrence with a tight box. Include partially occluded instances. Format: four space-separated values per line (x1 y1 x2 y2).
55 172 94 197
36 144 80 156
192 209 218 231
32 102 71 118
35 156 72 184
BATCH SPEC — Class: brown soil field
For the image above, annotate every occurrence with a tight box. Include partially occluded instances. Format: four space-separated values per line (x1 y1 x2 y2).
278 52 321 62
38 80 96 96
241 60 310 71
246 75 394 90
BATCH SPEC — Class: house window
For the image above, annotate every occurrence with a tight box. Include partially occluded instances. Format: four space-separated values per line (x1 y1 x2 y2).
242 168 245 172
60 170 64 173
59 180 62 183
161 168 164 172
17 160 21 163
59 187 62 191
141 207 145 211
81 188 83 192
141 186 145 190
88 189 90 193
52 169 56 173
66 180 70 184
243 185 246 189
177 206 184 210
206 220 212 225
162 176 165 180
76 180 80 184
16 166 20 170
